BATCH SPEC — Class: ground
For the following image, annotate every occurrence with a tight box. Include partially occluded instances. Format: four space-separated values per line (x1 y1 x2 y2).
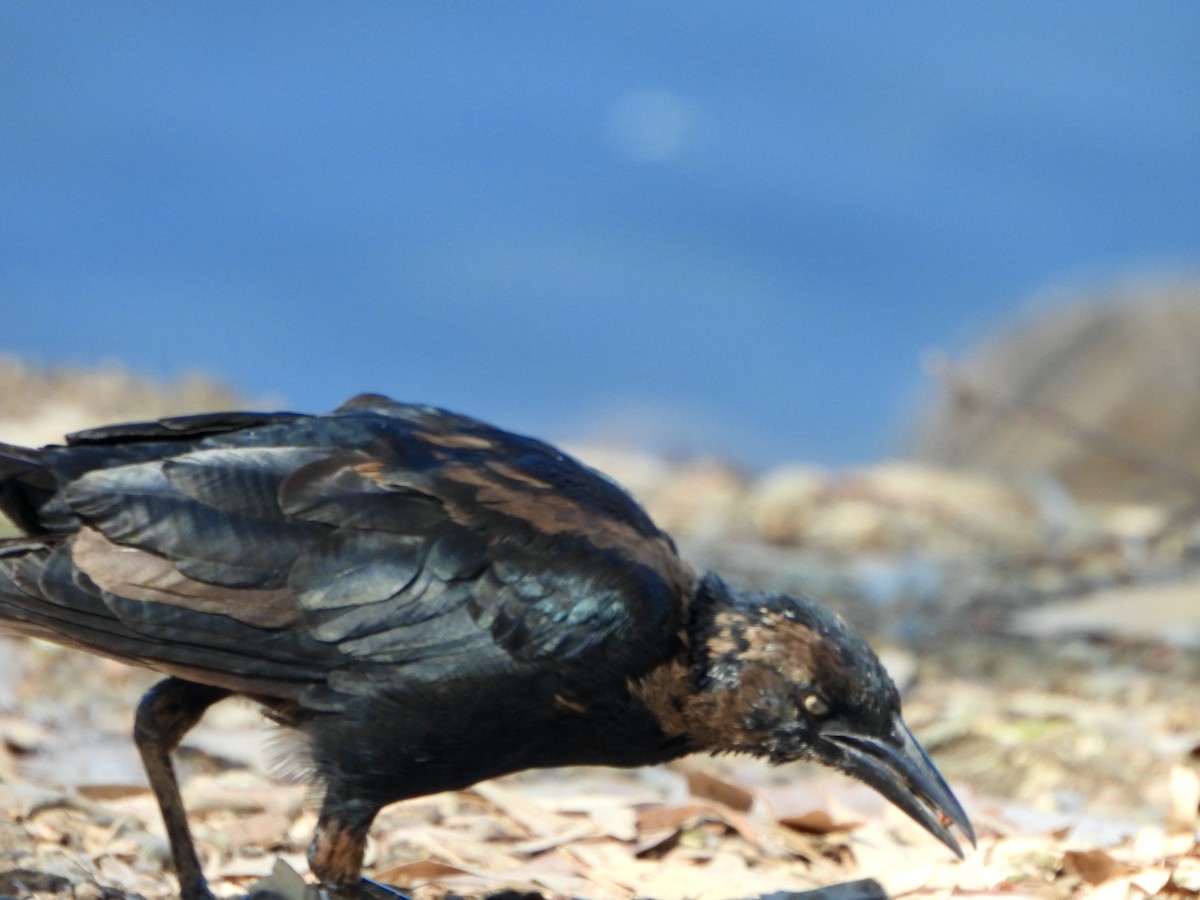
1 548 1197 899
0 361 1197 899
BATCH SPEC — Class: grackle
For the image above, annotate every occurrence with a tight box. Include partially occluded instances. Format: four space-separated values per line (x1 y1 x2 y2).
0 395 972 899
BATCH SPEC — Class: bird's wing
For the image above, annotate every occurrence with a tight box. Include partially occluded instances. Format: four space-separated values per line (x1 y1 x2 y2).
1 397 690 707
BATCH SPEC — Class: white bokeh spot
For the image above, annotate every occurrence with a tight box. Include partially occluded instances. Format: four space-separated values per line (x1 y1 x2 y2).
608 88 696 164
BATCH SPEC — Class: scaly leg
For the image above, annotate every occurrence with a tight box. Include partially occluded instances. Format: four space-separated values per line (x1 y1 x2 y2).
133 677 230 900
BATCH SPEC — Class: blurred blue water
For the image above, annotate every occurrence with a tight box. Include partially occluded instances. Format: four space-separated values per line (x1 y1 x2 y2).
2 2 1198 465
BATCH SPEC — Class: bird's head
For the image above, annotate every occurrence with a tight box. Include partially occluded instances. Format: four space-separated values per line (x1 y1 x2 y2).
684 573 974 856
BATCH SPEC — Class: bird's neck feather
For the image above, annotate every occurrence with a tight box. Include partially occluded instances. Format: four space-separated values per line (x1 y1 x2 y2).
630 657 717 747
628 573 766 754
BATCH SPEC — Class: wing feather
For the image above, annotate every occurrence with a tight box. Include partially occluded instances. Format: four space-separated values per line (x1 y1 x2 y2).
2 397 694 708
163 446 331 518
289 530 425 613
72 528 300 629
65 456 327 587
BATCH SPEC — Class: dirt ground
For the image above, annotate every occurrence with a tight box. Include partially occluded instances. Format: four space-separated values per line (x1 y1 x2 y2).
1 567 1197 899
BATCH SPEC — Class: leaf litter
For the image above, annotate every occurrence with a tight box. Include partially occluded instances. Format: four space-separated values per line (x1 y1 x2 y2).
1 627 1197 900
1 368 1200 899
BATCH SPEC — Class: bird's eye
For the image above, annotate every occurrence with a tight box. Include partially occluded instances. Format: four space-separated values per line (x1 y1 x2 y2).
802 693 830 717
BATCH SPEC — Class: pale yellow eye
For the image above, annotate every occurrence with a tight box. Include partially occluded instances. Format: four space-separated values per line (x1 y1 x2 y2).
803 694 830 717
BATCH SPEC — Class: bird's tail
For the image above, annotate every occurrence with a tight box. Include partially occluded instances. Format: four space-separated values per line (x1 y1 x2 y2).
0 441 54 537
0 441 162 661
0 442 89 645
0 541 57 642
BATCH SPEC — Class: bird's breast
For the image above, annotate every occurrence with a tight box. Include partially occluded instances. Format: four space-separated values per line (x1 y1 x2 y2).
304 671 688 807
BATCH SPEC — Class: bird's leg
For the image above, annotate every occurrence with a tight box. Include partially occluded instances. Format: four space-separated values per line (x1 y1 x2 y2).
309 805 408 899
133 677 231 900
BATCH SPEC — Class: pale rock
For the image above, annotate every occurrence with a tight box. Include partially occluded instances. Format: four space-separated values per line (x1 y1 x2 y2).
743 464 830 544
647 459 747 538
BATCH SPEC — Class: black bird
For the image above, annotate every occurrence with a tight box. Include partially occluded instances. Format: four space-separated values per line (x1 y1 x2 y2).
0 394 972 899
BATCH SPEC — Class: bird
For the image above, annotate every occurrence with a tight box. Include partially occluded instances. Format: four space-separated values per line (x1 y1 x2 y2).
0 394 973 899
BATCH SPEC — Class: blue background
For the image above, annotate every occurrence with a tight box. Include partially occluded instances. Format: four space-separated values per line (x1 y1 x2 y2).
3 3 1198 465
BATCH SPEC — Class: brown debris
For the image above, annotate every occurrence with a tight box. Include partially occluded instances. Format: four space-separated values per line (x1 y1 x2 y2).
683 769 755 812
1061 848 1130 885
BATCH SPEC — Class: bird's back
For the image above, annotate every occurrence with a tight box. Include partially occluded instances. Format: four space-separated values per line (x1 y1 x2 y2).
0 395 692 716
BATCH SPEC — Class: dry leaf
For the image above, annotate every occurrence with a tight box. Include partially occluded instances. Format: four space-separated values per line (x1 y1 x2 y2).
684 769 755 811
780 809 862 836
211 854 280 879
222 810 294 847
246 857 314 900
1168 764 1200 833
775 824 839 861
637 803 708 833
873 863 935 896
1129 865 1172 894
1063 848 1128 885
96 853 140 885
76 783 152 802
1172 855 1200 892
509 820 597 854
583 803 639 841
1082 876 1135 900
471 781 577 837
372 858 483 884
0 716 50 753
633 827 682 859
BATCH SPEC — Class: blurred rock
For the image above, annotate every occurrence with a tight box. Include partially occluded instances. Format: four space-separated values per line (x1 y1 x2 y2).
1009 578 1200 648
568 444 749 539
912 277 1200 505
0 356 253 448
744 465 830 543
747 460 1044 557
647 459 748 538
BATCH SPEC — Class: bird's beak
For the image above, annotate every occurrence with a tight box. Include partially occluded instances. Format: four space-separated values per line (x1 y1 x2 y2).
822 715 975 857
